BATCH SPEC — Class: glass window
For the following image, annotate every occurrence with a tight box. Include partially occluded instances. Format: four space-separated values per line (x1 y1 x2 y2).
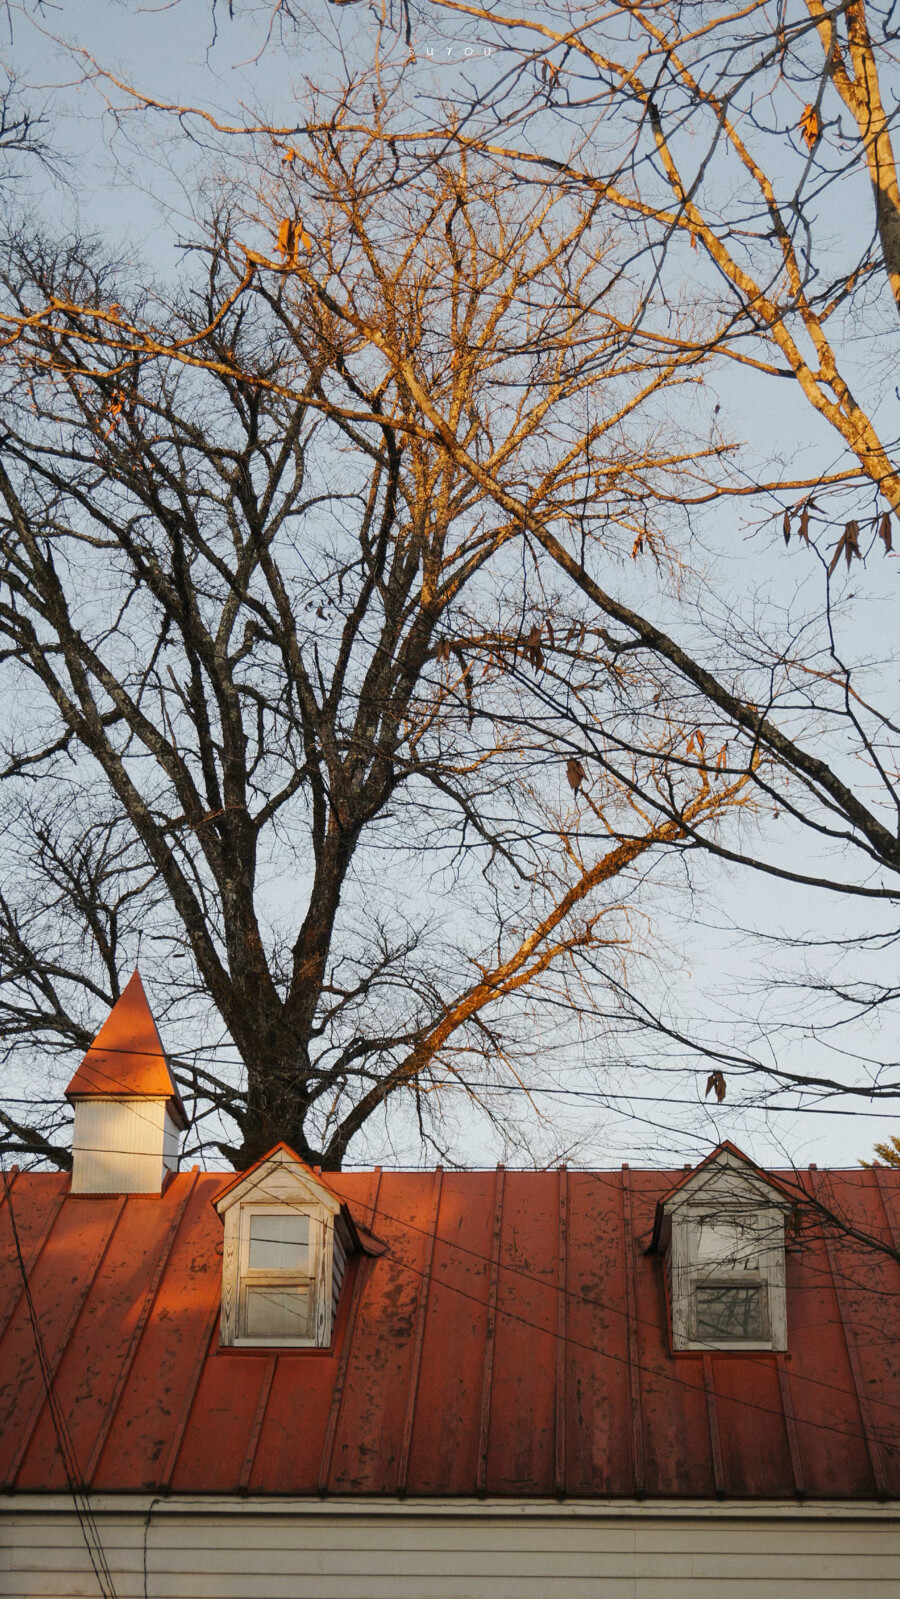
247 1212 309 1272
694 1282 767 1341
243 1283 310 1339
696 1217 760 1272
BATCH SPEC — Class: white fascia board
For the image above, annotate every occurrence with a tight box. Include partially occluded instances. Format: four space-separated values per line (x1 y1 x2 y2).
6 1494 899 1522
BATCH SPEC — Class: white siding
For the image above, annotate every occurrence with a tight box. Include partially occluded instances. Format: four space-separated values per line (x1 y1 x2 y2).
1 1497 896 1598
70 1098 176 1195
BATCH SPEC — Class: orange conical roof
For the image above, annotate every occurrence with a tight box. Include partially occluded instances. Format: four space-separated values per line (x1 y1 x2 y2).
65 971 187 1126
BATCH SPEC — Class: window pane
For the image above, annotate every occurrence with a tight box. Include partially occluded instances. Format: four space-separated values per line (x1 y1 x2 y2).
243 1283 310 1339
696 1218 759 1271
248 1212 309 1272
695 1283 766 1341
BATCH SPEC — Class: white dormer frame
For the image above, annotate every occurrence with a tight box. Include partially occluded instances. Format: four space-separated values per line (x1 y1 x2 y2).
656 1148 792 1352
214 1148 352 1349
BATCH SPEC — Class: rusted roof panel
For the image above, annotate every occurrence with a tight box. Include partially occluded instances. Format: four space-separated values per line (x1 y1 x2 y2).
1 1160 898 1501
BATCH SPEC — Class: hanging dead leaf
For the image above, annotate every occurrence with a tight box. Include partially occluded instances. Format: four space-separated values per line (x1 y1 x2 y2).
827 519 862 575
782 510 791 546
452 646 475 729
704 1070 727 1103
631 533 645 559
878 512 893 553
566 757 586 792
714 744 728 774
798 503 810 545
282 147 298 164
799 104 819 150
524 624 544 672
689 232 697 251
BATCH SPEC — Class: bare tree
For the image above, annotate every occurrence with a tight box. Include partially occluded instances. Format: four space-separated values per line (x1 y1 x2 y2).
0 140 761 1170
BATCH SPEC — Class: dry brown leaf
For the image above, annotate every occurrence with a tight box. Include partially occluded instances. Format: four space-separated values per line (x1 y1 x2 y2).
524 624 544 672
798 504 811 545
878 512 893 553
782 509 791 545
704 1070 727 1103
566 756 586 792
827 519 862 575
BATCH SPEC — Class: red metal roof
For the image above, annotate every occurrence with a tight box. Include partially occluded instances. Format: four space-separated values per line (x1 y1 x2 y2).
64 971 186 1125
0 1159 897 1501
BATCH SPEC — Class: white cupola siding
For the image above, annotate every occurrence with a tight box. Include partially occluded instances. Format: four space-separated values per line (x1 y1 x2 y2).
64 971 187 1195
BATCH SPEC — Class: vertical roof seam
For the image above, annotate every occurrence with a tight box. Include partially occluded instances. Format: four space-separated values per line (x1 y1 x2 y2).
158 1297 221 1493
776 1353 807 1498
810 1169 888 1497
0 1182 67 1351
396 1167 443 1498
702 1353 725 1497
621 1167 646 1496
316 1167 382 1497
239 1355 278 1494
4 1193 127 1491
476 1164 505 1496
554 1166 568 1501
84 1169 201 1489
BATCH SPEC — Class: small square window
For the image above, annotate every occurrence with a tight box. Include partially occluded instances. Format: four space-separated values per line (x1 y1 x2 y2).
248 1212 310 1272
694 1281 768 1342
242 1282 311 1339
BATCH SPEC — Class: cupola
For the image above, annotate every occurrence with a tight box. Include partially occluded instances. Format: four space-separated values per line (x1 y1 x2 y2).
65 971 187 1195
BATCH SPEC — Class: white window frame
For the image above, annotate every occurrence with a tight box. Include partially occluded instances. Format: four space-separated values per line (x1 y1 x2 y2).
215 1149 351 1350
235 1205 322 1348
666 1201 788 1352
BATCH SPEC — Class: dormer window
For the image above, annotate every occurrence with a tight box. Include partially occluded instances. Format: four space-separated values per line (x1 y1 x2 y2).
214 1144 357 1349
240 1208 317 1341
652 1144 791 1352
690 1215 771 1343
